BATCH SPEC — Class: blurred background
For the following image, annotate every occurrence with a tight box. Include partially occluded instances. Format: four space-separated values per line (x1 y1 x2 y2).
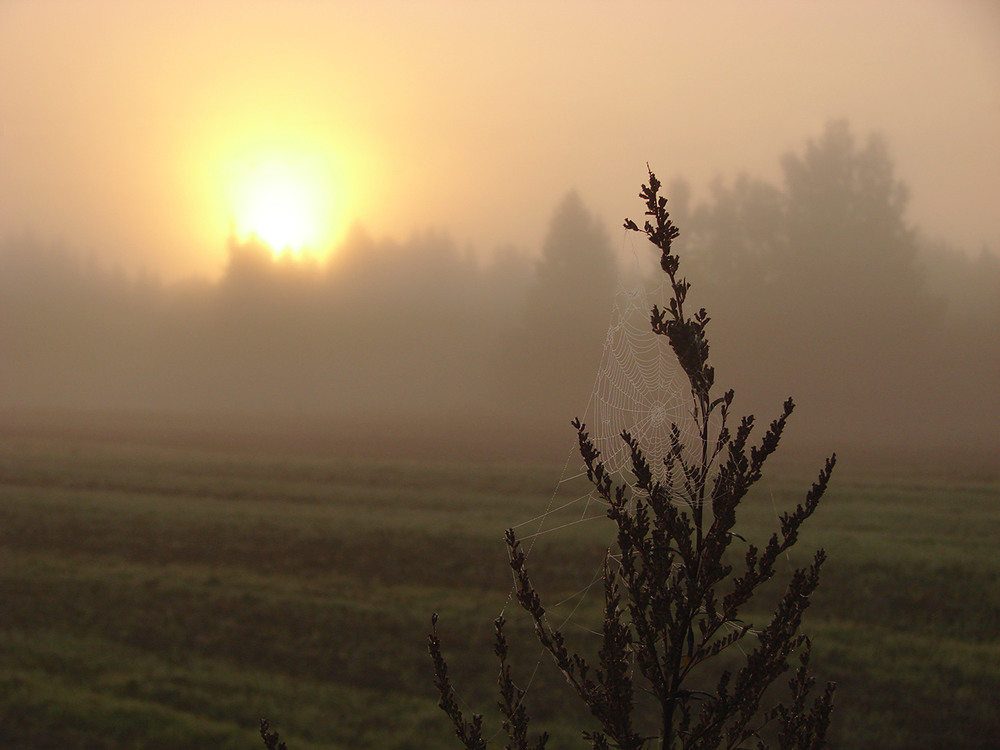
1 0 997 465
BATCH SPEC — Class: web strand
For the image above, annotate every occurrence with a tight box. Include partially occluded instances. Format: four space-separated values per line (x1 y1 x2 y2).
494 238 700 719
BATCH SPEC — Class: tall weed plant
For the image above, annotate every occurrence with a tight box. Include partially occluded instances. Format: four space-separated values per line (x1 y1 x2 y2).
427 170 837 749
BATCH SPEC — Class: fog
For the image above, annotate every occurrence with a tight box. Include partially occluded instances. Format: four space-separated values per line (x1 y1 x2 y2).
1 2 998 463
2 122 997 463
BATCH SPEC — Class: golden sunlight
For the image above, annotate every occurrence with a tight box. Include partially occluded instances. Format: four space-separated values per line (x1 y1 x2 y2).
225 148 341 257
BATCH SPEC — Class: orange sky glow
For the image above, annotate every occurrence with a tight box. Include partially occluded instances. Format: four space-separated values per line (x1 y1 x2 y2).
1 0 998 280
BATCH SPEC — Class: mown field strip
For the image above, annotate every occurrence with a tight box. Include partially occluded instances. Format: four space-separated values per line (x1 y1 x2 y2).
1 435 997 749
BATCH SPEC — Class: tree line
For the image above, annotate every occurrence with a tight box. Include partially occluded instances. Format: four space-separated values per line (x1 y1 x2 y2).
1 121 996 457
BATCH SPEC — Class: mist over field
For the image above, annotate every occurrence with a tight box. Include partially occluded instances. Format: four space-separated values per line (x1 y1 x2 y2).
2 122 997 463
1 2 998 466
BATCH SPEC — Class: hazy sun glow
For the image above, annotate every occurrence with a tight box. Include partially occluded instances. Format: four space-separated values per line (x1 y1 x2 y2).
225 148 342 257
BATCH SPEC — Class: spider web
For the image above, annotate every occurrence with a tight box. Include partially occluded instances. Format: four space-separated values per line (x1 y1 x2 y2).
491 270 701 740
584 279 696 484
509 270 700 548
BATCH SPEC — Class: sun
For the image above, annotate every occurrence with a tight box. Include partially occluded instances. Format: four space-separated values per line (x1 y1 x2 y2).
226 147 340 257
241 164 314 251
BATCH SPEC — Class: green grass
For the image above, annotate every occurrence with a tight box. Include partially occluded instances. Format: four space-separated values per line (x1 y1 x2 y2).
1 433 998 749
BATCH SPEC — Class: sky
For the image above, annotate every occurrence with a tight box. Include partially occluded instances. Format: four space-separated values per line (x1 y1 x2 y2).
1 0 999 281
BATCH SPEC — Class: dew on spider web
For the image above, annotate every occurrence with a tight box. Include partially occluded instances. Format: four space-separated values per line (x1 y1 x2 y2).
585 279 697 485
496 274 700 734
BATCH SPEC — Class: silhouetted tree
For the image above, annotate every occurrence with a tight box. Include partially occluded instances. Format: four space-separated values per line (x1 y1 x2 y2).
779 120 925 335
678 121 938 443
498 191 617 419
685 120 927 334
682 174 787 313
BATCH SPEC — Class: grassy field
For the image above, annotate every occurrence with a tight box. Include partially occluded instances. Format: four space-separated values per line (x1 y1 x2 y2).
1 426 998 749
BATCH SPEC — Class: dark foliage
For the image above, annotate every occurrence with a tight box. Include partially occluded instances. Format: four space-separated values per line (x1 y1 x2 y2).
428 170 837 748
260 718 289 750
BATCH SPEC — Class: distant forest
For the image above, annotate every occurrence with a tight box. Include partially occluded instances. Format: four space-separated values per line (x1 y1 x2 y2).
2 122 997 457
